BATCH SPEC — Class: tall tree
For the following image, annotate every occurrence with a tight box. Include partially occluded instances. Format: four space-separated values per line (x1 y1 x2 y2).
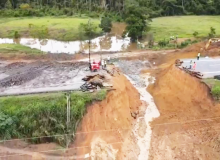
124 5 150 41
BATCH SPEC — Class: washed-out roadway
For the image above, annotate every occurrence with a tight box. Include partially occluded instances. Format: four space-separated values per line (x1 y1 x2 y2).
182 57 220 78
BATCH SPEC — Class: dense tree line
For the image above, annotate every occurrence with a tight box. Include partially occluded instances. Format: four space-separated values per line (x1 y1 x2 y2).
1 0 220 17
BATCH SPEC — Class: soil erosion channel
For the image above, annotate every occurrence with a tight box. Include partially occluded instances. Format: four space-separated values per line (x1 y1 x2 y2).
117 60 160 160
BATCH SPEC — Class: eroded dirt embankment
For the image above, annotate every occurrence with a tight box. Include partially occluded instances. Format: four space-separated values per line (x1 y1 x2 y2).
150 65 215 123
149 65 220 160
71 74 142 159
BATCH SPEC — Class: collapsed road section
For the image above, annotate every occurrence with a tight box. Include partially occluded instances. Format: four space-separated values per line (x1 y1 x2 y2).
116 60 160 160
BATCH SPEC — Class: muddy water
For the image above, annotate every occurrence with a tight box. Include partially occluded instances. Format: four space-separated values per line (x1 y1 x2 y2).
116 60 160 160
132 75 160 160
0 23 138 54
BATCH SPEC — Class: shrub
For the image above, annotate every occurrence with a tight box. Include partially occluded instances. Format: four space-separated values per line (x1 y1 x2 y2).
158 39 169 47
79 21 98 39
0 112 17 140
179 39 192 48
209 27 216 38
99 16 112 33
13 31 20 39
212 86 220 100
89 12 100 18
193 31 199 38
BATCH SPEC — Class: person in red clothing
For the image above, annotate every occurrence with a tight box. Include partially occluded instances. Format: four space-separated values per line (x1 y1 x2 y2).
193 62 196 70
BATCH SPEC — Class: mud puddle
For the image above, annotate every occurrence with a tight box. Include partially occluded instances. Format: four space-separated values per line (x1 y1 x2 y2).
116 60 160 160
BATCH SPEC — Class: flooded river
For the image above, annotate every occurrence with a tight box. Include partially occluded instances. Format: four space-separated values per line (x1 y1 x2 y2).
0 23 138 54
0 35 136 54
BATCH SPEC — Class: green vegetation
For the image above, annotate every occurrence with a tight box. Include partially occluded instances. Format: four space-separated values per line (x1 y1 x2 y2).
209 27 216 38
0 44 43 55
99 16 112 33
29 24 49 39
0 17 101 41
212 86 220 100
153 38 198 50
158 39 170 48
78 21 100 40
0 90 107 145
203 78 220 88
0 16 219 42
150 16 220 41
124 5 150 41
1 0 220 18
179 39 198 48
203 78 220 100
0 0 219 44
193 31 199 38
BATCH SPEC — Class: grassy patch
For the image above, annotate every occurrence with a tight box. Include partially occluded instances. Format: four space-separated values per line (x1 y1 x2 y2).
0 44 43 55
150 16 220 41
203 78 220 100
0 90 106 145
0 17 101 41
203 78 220 88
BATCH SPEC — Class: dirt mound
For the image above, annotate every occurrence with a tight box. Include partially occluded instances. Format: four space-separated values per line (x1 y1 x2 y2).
149 65 220 160
149 65 217 123
71 74 142 157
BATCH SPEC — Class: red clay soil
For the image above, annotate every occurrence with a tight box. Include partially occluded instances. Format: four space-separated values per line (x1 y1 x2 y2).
148 65 220 160
71 74 142 157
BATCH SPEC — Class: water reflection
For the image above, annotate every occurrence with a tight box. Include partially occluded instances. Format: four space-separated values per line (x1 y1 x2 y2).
0 34 135 54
